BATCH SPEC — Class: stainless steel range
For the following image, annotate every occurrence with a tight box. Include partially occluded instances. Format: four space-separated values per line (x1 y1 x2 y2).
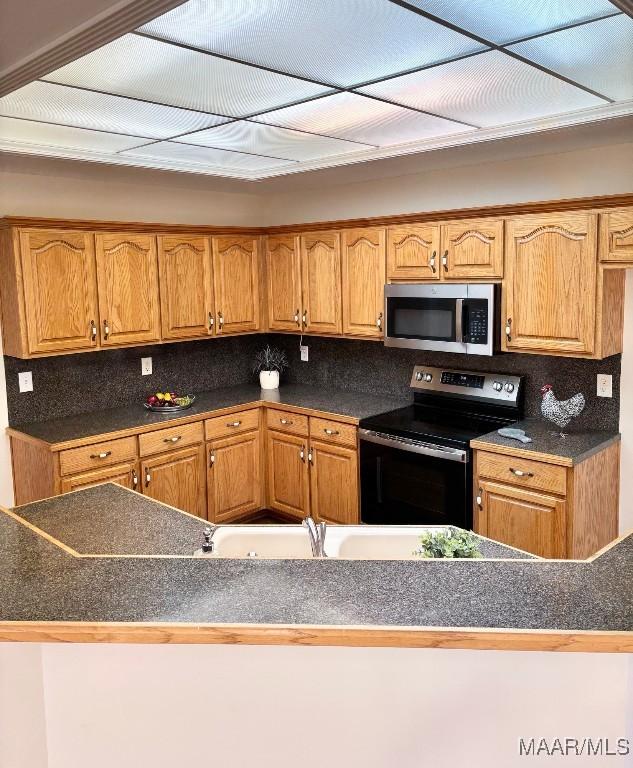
359 366 524 528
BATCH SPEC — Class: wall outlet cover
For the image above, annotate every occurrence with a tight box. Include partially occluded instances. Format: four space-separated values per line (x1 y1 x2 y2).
18 371 33 393
597 373 612 398
141 357 153 376
300 345 309 362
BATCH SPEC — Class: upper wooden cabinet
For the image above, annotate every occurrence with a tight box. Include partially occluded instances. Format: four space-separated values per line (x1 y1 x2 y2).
95 233 161 346
387 224 440 281
440 219 504 279
341 228 386 338
158 235 214 340
300 231 342 334
600 209 633 264
212 236 260 334
265 235 302 331
503 212 598 356
11 229 99 355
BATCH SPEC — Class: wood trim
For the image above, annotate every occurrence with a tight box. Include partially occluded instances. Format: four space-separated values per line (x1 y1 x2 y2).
0 217 264 236
0 620 630 652
470 440 574 467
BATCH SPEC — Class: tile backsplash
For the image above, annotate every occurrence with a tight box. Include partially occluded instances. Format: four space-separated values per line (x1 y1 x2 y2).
5 333 621 431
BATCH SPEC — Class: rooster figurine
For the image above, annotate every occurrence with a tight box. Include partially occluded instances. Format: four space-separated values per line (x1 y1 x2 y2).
540 384 585 435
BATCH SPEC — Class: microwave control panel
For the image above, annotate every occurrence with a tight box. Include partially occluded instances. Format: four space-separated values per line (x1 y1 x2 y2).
464 301 488 344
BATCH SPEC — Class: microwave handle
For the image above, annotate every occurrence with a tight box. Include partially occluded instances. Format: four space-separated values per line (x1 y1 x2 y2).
455 298 464 343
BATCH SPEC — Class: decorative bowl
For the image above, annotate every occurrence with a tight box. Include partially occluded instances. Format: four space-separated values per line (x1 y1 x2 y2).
144 395 195 413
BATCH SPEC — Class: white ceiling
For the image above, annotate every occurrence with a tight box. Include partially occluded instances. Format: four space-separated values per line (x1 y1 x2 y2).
0 0 632 180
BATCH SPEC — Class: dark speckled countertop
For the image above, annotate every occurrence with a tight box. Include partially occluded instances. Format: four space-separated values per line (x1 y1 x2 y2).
1 484 632 636
471 418 620 465
9 384 411 447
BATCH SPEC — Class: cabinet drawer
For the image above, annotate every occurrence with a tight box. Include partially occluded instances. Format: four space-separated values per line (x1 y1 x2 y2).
60 436 137 476
476 451 567 496
60 462 138 493
309 417 357 448
139 421 203 457
266 408 308 437
205 408 260 440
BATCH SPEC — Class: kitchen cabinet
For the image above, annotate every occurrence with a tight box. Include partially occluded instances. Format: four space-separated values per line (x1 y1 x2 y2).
265 235 302 331
387 224 440 281
309 440 359 525
300 231 342 334
440 219 503 279
158 235 214 340
503 212 598 356
16 229 99 355
60 462 139 494
341 227 386 338
600 208 633 264
142 445 207 519
95 233 161 346
212 236 260 334
207 430 262 522
266 430 310 520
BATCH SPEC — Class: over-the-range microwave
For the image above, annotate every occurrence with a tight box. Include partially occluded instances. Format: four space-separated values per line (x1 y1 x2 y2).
384 283 500 356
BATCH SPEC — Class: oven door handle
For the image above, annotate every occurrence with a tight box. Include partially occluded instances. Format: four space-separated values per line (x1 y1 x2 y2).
359 429 468 463
455 298 464 343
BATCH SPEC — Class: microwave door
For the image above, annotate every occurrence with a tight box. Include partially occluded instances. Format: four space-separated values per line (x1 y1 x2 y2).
385 295 467 353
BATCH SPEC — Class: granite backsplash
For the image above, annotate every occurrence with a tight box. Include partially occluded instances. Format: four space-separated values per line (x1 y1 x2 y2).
5 333 621 431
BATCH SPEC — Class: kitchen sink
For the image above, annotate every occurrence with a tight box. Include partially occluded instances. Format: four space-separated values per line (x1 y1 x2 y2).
327 526 445 559
204 526 313 559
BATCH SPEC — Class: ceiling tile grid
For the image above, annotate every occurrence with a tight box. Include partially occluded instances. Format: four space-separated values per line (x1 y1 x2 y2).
0 0 631 179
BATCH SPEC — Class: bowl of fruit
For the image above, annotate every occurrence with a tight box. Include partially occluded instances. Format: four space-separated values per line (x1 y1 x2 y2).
144 391 195 413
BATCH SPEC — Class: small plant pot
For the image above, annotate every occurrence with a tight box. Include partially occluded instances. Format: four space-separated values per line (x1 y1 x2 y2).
259 370 280 390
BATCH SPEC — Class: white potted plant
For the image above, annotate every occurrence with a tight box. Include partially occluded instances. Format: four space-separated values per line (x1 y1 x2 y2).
253 345 288 390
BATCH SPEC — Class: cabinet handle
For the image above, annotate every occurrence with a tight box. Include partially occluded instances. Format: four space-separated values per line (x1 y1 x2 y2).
280 418 293 425
218 311 224 330
505 317 512 343
308 448 313 465
476 488 483 508
376 312 383 329
208 312 214 330
131 469 138 490
299 445 305 462
302 310 307 327
163 435 182 443
90 320 97 342
441 250 448 272
103 319 110 340
145 469 151 487
324 428 339 436
226 420 241 428
209 450 215 468
429 250 437 273
90 450 112 460
509 467 534 478
294 309 301 327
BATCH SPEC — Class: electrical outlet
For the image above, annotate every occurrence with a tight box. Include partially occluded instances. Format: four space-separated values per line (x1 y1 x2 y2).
18 371 33 393
141 357 152 376
597 373 612 398
300 345 309 362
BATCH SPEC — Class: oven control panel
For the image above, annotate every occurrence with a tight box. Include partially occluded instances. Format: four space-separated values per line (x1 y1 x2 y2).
411 366 522 404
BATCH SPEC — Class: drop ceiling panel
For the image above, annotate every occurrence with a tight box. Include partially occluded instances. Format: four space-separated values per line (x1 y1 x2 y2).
0 81 228 140
253 91 474 146
137 0 486 87
405 0 618 44
0 115 142 153
509 15 633 102
43 34 332 117
179 120 370 161
359 50 605 128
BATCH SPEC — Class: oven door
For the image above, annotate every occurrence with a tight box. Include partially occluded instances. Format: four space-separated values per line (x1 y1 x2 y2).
360 430 471 528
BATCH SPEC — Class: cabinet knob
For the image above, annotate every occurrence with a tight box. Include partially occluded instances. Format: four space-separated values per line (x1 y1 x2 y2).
163 435 182 443
280 418 293 425
509 467 534 478
145 470 151 487
209 451 215 467
90 320 97 341
131 470 138 490
476 489 483 508
90 450 112 460
302 310 308 327
218 312 224 330
442 250 448 272
505 317 512 342
299 445 305 462
377 312 383 329
429 250 436 273
208 312 214 330
308 448 313 465
324 428 339 436
226 420 241 428
294 310 301 327
103 319 110 340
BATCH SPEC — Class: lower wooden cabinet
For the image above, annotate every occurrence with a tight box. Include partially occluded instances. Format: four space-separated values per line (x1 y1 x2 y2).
60 461 139 494
266 430 310 520
142 445 206 518
207 431 262 523
309 440 359 524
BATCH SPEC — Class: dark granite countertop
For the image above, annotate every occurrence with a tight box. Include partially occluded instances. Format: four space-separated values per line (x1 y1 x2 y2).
1 484 631 636
471 418 620 465
8 384 411 447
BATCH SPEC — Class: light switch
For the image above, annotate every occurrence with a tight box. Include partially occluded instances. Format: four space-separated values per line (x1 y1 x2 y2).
18 371 33 393
597 374 612 398
300 345 309 362
141 357 153 376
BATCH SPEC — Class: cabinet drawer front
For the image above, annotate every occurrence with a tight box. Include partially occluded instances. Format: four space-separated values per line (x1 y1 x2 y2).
60 462 138 493
60 436 137 476
139 421 203 457
205 408 260 440
309 417 357 448
476 451 566 496
266 408 308 436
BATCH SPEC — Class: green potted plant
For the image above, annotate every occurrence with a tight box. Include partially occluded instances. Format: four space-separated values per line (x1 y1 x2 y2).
413 528 483 558
253 345 288 390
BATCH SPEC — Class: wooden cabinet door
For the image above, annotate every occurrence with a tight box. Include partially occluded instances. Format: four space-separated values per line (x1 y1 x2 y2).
142 445 206 519
387 225 440 281
266 430 309 520
477 480 566 558
158 235 214 339
207 431 262 522
266 235 302 331
342 228 386 337
60 462 138 494
504 212 597 355
600 209 633 264
441 218 503 279
309 440 359 524
19 229 99 354
212 236 260 334
95 233 161 346
300 231 342 334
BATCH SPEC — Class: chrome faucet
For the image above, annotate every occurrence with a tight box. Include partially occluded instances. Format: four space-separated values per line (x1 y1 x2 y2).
201 524 219 554
303 514 326 558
